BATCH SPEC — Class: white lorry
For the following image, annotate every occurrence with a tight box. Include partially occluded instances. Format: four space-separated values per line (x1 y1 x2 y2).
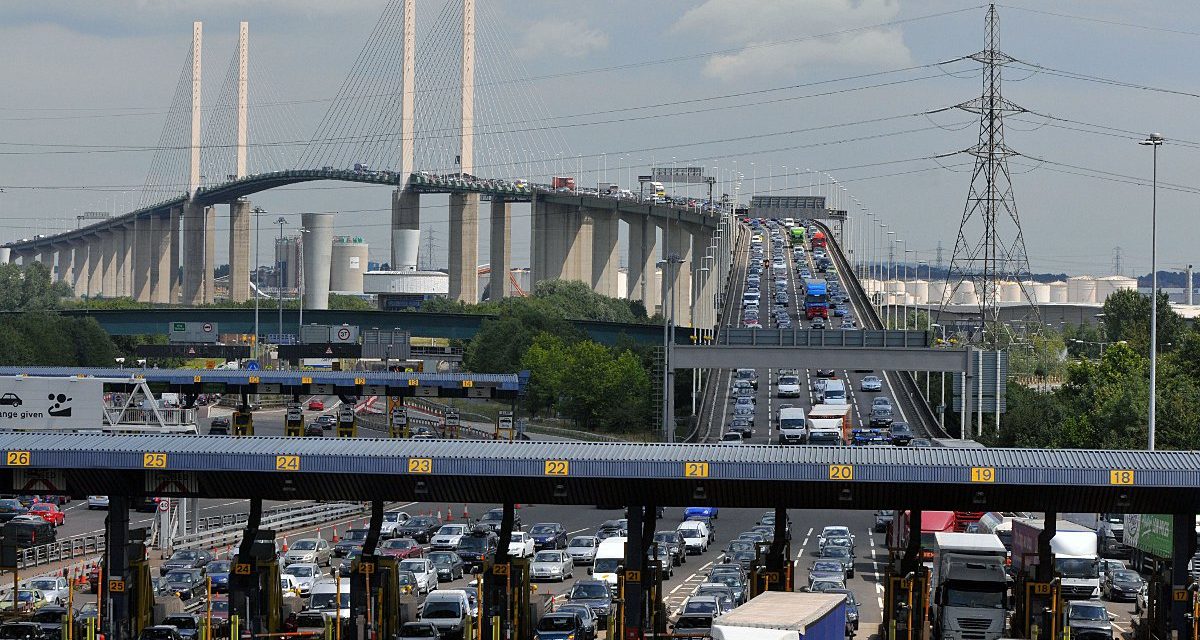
929 532 1009 640
1011 519 1100 599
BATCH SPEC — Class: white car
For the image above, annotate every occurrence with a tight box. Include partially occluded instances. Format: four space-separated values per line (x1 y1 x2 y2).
87 496 109 510
380 510 412 538
676 521 710 555
430 524 469 551
777 376 802 398
398 558 438 595
280 574 303 598
282 563 321 597
25 577 69 605
508 531 536 558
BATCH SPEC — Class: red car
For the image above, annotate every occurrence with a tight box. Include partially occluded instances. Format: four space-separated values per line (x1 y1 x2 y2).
307 399 325 411
28 503 64 526
377 538 424 559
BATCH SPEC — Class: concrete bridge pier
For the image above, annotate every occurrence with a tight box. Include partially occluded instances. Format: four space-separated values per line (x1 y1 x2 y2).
116 224 132 298
182 202 215 305
54 243 73 286
623 212 658 312
72 241 89 297
448 192 479 303
564 206 592 285
666 221 694 327
153 211 174 304
133 216 153 302
37 248 54 273
169 207 181 302
228 199 251 302
489 198 510 300
100 229 117 297
86 233 102 299
391 189 420 271
591 208 619 298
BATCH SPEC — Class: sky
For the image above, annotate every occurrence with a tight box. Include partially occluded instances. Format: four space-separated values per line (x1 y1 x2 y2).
1 0 1198 277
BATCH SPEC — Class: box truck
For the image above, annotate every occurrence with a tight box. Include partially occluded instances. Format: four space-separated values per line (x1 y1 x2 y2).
929 532 1009 640
1010 519 1099 599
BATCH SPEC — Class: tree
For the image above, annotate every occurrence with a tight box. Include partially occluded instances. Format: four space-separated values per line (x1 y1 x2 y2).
519 332 569 417
464 301 582 373
1101 289 1184 355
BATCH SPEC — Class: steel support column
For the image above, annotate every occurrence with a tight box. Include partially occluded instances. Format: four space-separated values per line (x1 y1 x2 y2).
104 495 130 640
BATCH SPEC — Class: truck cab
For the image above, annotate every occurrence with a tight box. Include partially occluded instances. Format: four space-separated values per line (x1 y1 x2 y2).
930 533 1009 640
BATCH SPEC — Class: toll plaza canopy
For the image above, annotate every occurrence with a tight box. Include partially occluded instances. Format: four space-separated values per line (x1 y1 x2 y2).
0 366 524 399
4 434 1197 513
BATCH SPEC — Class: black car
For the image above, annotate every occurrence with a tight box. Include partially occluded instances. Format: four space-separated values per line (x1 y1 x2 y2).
566 580 614 630
869 407 894 428
208 417 230 435
160 615 200 640
31 606 78 640
138 627 184 640
314 414 337 430
0 623 48 640
304 423 324 437
160 548 213 576
162 568 204 600
889 422 913 446
427 551 466 582
333 528 371 556
456 528 499 570
529 523 568 550
395 516 442 543
0 499 28 523
477 508 520 532
535 613 592 640
1103 569 1144 601
816 369 836 378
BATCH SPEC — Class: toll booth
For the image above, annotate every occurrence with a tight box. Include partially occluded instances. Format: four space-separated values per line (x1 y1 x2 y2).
337 405 357 438
350 554 400 640
480 557 532 640
285 402 304 437
389 405 408 438
883 566 930 640
127 556 154 638
496 410 514 441
232 409 254 436
1013 575 1061 640
748 538 794 597
228 531 283 636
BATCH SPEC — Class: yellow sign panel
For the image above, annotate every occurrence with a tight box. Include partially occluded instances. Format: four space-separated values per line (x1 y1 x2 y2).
462 380 474 388
1031 583 1051 595
1174 589 1188 602
5 451 30 467
970 467 996 483
407 458 432 474
625 570 641 582
248 376 260 384
544 460 569 476
301 377 313 385
408 378 419 387
354 377 366 385
829 464 854 481
359 562 375 574
193 375 202 383
492 564 510 576
143 453 168 469
762 572 780 583
1110 470 1135 486
684 462 709 478
275 455 300 472
108 579 125 593
233 563 252 575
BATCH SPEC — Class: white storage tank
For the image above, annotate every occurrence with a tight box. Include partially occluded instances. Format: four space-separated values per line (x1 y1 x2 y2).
1049 281 1068 303
1095 275 1137 303
953 280 978 305
927 280 949 306
1000 280 1022 302
329 236 369 294
1026 280 1051 304
886 279 905 295
908 279 930 305
1067 275 1097 303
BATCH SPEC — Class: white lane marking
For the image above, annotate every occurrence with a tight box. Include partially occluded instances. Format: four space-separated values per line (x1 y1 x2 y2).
700 561 713 571
806 527 814 537
882 372 910 424
566 527 590 536
795 549 805 560
877 596 885 610
876 582 885 594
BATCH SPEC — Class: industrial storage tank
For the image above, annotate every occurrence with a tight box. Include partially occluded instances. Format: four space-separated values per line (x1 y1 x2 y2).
908 279 930 305
329 236 369 294
1095 275 1137 303
927 280 949 306
1026 281 1051 304
1067 275 1097 303
953 280 978 305
1000 280 1022 302
886 279 906 295
1049 281 1069 303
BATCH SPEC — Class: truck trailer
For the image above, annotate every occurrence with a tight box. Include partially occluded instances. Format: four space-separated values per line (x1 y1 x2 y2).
929 532 1009 640
710 591 847 640
1010 519 1100 600
807 404 853 445
804 280 829 319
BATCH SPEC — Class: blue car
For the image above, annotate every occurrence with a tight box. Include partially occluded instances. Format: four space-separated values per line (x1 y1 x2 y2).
834 307 847 317
205 560 231 593
684 506 719 520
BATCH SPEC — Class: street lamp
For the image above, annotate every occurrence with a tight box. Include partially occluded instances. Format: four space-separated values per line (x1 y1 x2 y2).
931 323 948 429
658 254 684 443
1139 132 1163 451
275 216 287 349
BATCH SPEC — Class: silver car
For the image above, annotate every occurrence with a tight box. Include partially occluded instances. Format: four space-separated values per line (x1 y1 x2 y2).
285 538 331 567
529 550 575 582
281 563 321 596
566 536 599 565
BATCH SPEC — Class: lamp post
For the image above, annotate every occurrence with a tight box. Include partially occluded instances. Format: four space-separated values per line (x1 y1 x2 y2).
658 253 684 443
252 207 264 362
931 323 947 429
1139 132 1163 451
886 231 896 327
297 227 309 335
275 216 286 346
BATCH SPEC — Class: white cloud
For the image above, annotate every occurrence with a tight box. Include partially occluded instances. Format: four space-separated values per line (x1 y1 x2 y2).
516 18 609 59
671 0 913 81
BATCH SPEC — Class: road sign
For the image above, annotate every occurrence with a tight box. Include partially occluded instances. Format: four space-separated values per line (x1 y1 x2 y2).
337 327 352 341
108 579 125 593
245 360 259 371
169 322 219 344
0 376 103 432
158 498 170 512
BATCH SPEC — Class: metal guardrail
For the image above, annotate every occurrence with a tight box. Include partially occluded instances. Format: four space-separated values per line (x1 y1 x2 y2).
15 533 106 570
171 501 367 551
715 328 930 347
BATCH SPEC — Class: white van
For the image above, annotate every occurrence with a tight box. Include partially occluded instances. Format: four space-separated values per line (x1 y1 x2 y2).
590 536 626 585
308 577 350 619
820 379 847 405
676 520 711 555
420 589 471 636
778 407 807 445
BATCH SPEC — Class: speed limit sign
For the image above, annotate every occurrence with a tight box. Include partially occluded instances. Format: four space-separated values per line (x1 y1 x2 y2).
157 498 170 512
202 323 213 333
337 327 351 341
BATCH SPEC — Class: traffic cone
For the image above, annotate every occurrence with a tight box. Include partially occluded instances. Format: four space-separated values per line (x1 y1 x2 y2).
281 536 289 553
437 510 442 520
446 505 454 522
332 527 340 543
463 505 470 522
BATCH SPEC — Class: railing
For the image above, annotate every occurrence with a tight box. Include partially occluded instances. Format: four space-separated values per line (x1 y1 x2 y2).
16 533 106 570
170 501 368 551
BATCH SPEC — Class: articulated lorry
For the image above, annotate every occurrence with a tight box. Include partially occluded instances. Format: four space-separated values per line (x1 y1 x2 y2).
1064 513 1128 558
710 591 847 640
1010 519 1100 600
929 532 1009 640
1123 513 1200 574
804 279 829 319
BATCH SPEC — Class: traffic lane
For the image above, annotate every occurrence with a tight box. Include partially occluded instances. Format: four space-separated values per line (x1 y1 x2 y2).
792 508 885 632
